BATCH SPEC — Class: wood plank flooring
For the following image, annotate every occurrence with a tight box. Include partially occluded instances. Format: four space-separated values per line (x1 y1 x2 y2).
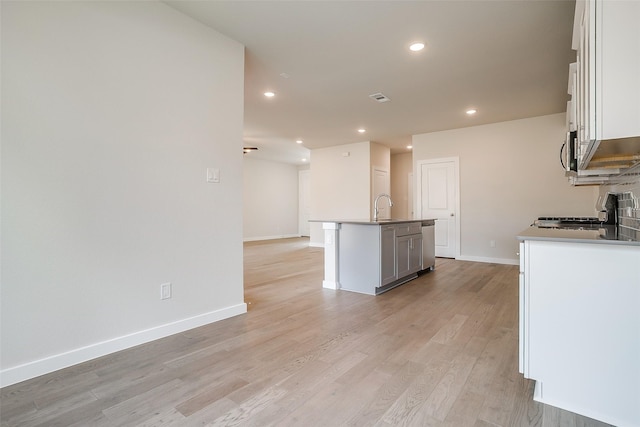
1 237 612 426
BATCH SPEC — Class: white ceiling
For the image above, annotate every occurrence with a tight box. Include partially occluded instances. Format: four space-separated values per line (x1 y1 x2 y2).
166 0 576 165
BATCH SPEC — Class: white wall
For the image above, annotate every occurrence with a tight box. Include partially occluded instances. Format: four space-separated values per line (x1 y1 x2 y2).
243 157 299 240
413 114 598 264
309 142 371 245
370 141 392 212
1 1 245 386
370 142 391 173
390 152 413 219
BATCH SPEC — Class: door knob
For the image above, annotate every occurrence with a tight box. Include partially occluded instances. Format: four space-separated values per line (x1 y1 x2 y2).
450 213 455 217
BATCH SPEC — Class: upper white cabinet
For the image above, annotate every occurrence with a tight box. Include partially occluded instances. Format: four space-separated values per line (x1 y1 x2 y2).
569 0 640 184
566 62 578 133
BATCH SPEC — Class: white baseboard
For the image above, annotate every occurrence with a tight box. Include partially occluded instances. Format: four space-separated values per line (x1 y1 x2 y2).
0 303 247 388
455 255 519 265
308 242 324 248
243 234 301 242
322 280 339 289
533 382 628 427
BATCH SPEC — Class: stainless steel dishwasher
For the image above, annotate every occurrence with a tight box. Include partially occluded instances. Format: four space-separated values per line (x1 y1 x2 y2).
421 219 435 271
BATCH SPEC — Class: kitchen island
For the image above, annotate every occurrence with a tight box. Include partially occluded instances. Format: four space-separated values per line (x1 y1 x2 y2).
516 226 640 427
315 219 434 295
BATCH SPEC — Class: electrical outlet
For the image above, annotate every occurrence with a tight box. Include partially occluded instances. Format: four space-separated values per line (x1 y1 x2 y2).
489 240 496 248
160 282 172 300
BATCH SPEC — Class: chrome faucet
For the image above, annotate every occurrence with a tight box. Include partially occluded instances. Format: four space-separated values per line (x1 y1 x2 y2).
373 193 393 221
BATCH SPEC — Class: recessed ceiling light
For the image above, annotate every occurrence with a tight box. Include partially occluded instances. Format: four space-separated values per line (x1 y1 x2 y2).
301 158 307 162
466 109 477 115
409 42 425 52
264 91 275 98
358 128 366 133
296 140 303 144
407 145 413 149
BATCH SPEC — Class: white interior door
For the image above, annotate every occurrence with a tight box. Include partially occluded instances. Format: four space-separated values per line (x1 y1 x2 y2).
418 158 459 258
298 170 310 236
372 167 390 220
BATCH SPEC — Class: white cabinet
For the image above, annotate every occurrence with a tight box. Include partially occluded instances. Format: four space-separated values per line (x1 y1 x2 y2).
569 0 640 183
518 242 528 376
517 238 640 426
566 62 577 133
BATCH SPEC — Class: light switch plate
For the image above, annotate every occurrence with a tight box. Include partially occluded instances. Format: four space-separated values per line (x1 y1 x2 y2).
160 282 172 300
206 168 220 183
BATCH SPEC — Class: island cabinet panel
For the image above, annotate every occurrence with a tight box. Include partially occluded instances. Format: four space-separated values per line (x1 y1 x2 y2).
334 221 425 295
518 239 640 427
337 224 381 295
380 225 397 286
396 236 411 279
396 234 423 279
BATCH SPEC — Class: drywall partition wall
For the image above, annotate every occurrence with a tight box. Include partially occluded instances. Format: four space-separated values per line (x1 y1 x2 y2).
370 142 391 213
1 2 245 386
309 141 371 245
243 157 299 241
391 152 413 219
370 142 391 172
412 113 597 264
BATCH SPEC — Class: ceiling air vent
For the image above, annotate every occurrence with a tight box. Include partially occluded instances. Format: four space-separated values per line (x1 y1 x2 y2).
369 92 391 103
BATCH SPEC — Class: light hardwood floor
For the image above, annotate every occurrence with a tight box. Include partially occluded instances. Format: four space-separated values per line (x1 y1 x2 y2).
1 238 612 427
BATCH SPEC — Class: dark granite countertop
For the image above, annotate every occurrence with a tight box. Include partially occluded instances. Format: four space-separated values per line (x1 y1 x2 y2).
517 225 640 246
311 218 435 226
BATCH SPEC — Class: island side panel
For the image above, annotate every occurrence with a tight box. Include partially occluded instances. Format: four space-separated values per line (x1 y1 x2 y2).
322 222 341 289
338 224 380 295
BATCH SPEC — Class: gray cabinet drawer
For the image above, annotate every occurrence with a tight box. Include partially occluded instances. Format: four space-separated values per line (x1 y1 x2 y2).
395 222 421 236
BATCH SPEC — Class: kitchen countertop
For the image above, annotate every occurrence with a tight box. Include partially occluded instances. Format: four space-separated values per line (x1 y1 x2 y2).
517 225 640 246
311 218 434 226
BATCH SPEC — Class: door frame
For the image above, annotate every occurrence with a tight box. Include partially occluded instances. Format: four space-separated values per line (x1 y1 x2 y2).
416 157 461 259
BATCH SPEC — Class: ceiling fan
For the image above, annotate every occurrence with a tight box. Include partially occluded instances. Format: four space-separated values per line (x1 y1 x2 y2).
243 147 258 154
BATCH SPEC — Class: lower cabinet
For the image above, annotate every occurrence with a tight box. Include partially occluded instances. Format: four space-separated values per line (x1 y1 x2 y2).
380 225 397 286
396 234 423 278
337 222 424 295
518 238 640 427
380 223 423 287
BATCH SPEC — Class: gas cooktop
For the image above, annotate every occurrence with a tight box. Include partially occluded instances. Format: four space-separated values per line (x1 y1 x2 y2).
534 217 602 229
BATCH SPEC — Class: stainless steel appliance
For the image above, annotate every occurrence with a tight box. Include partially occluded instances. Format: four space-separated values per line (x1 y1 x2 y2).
562 130 578 172
533 216 602 229
534 194 618 230
531 194 635 241
421 219 435 271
